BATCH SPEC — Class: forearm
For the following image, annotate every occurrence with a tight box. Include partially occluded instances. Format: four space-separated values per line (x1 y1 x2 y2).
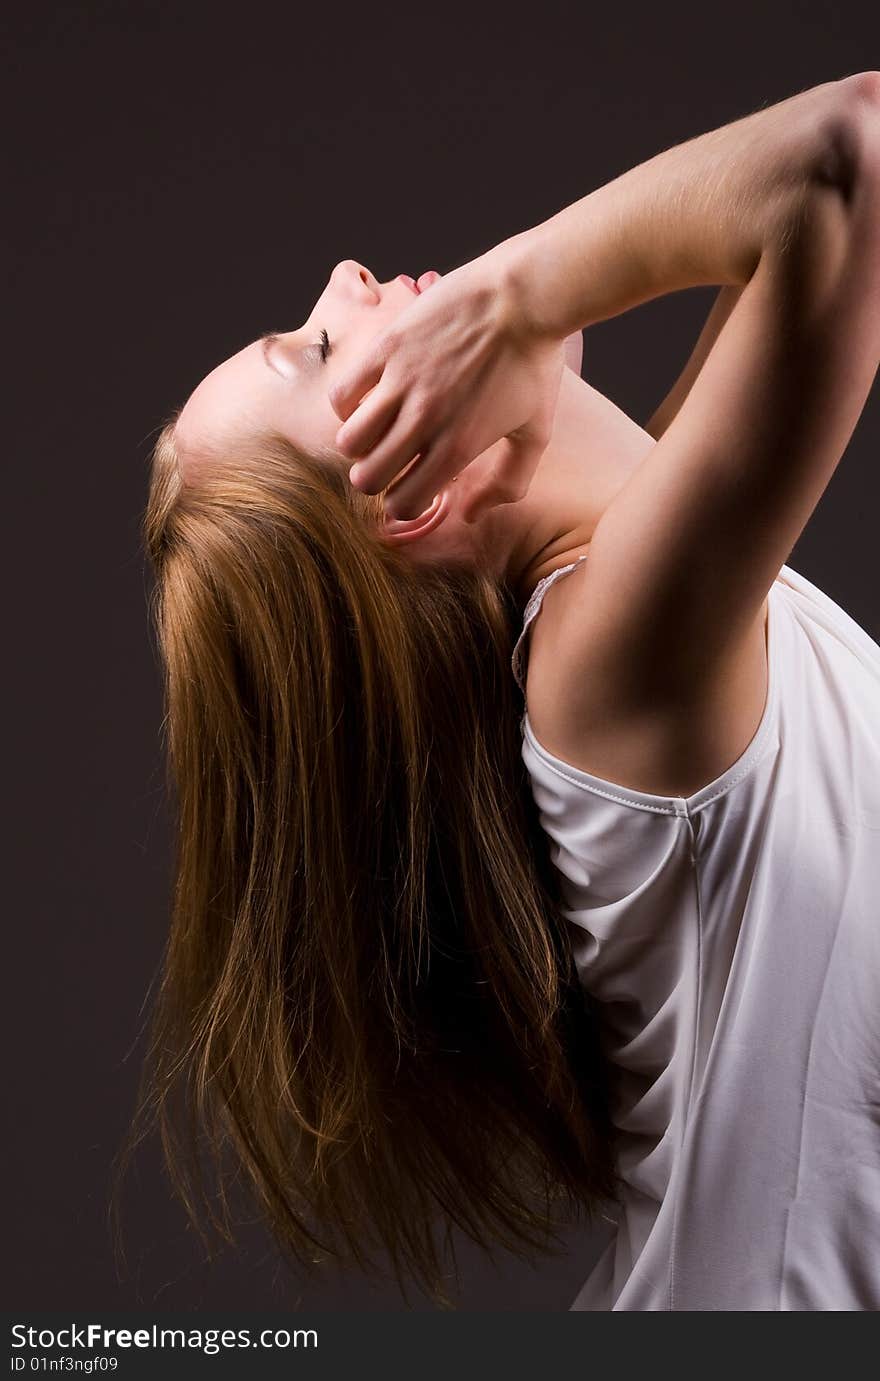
497 76 851 339
644 284 743 438
563 329 583 374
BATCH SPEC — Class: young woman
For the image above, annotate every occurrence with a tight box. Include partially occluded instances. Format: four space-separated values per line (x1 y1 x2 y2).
124 72 880 1310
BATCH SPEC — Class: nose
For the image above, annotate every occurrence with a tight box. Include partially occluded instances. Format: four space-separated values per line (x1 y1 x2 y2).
331 259 379 301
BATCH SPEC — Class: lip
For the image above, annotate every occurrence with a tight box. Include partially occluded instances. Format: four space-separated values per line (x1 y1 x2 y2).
396 273 420 295
382 487 452 540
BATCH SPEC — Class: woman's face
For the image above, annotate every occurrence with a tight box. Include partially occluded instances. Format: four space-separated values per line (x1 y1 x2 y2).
177 258 439 476
175 258 540 565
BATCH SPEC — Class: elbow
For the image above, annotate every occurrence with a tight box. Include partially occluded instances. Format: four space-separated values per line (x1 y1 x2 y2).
813 72 880 203
840 69 880 116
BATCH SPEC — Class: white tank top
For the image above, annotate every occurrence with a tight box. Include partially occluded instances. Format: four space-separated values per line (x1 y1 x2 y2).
511 558 880 1310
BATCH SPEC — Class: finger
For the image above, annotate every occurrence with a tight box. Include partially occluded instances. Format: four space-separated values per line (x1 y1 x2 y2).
328 341 389 427
334 387 403 464
382 436 458 521
482 372 560 508
495 424 549 499
461 430 546 526
346 395 434 497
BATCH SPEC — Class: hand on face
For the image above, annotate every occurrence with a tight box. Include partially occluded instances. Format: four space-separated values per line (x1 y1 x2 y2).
327 252 567 525
178 256 570 539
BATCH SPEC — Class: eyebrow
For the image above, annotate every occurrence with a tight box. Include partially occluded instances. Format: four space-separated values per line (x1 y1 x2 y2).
260 331 282 376
260 329 316 379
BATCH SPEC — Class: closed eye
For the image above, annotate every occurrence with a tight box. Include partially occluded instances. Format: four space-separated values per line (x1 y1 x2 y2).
319 328 331 363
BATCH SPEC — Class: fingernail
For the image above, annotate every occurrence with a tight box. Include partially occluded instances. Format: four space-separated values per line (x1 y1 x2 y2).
349 463 363 489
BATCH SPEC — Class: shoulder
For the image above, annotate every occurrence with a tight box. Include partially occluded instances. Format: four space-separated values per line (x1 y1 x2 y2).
525 561 771 801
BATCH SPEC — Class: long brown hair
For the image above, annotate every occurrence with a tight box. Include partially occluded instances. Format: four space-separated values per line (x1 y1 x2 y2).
112 420 621 1307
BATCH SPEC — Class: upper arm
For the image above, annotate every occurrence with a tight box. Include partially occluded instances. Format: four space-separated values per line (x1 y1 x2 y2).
560 93 880 721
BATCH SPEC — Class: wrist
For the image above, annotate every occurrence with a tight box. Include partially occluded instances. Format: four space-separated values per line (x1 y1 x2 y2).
479 226 568 344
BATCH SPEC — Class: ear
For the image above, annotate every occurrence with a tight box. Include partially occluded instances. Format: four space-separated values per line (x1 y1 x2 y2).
379 489 451 543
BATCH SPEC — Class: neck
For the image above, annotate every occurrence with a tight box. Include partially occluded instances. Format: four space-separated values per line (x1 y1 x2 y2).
485 366 657 603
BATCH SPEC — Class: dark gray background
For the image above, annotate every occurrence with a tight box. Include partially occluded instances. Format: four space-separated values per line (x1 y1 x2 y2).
6 0 878 1311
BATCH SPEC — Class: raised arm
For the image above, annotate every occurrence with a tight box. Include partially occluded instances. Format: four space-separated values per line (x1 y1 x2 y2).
525 73 880 791
643 286 743 440
331 75 874 529
502 77 853 335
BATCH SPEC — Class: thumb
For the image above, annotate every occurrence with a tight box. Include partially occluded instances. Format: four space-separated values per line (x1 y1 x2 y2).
460 428 547 526
328 343 387 427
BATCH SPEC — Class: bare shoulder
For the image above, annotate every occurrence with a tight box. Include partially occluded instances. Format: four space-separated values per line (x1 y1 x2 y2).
524 561 771 800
